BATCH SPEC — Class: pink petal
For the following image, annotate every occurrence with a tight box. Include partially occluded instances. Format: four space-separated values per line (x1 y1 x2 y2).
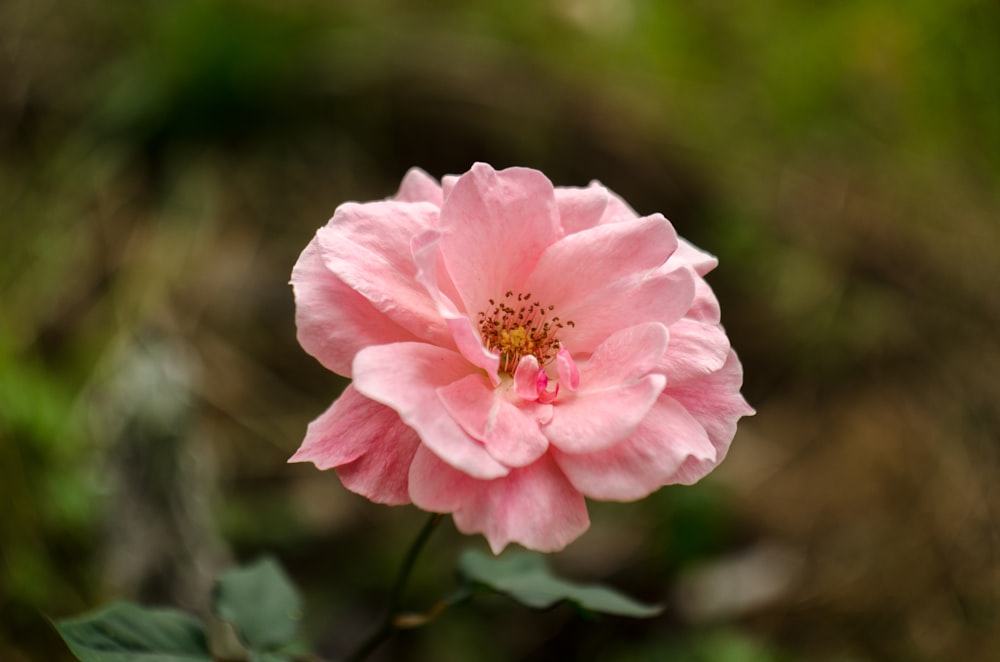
536 382 559 404
291 236 416 376
486 395 549 467
436 373 494 441
525 213 678 320
556 348 580 391
512 356 560 404
513 354 543 401
408 447 590 553
552 395 715 501
672 237 718 276
394 167 443 206
336 429 421 505
551 259 697 355
543 323 669 453
543 374 666 454
535 402 554 425
685 277 722 324
289 385 391 468
406 445 478 513
554 183 609 234
579 322 670 390
439 163 562 313
597 187 641 224
438 374 549 468
666 239 721 323
483 397 550 467
441 174 460 199
411 227 464 304
352 342 509 480
665 350 755 483
658 318 730 385
336 438 420 506
290 385 421 505
318 201 451 346
412 230 500 381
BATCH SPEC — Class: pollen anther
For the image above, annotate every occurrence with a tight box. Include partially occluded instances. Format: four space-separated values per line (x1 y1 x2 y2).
477 291 572 374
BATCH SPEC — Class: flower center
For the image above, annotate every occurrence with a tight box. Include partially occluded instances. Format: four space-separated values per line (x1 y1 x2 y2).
477 291 574 374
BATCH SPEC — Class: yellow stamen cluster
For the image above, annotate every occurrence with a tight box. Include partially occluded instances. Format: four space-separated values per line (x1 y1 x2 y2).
477 291 574 374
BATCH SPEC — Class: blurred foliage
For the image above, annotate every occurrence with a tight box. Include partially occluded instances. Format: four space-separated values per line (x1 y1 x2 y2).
2 0 999 660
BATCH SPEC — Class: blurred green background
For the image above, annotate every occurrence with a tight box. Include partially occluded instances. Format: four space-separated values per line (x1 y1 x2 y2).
3 0 999 660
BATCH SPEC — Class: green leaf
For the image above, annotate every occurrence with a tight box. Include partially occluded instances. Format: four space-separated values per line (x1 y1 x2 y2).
54 600 212 662
212 556 303 653
458 549 662 618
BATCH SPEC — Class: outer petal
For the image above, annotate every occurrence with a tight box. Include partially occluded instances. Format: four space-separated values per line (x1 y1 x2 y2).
552 395 715 501
292 236 417 376
543 324 669 454
441 173 460 199
686 277 722 324
318 201 450 346
525 214 678 320
672 237 718 276
290 385 398 468
658 318 730 385
597 187 642 224
408 446 590 553
665 350 755 484
336 431 421 505
666 238 721 323
439 163 562 313
290 385 421 506
554 183 610 234
352 342 508 479
394 167 444 206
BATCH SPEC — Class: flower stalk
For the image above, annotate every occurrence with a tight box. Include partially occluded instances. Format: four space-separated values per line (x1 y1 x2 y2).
345 513 443 662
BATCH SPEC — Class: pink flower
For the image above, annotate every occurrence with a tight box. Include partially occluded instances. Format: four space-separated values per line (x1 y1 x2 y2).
290 163 753 553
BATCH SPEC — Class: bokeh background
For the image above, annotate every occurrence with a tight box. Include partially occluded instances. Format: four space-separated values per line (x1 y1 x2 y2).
3 1 999 660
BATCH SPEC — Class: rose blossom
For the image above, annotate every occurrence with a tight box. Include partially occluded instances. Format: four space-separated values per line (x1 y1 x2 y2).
290 163 753 553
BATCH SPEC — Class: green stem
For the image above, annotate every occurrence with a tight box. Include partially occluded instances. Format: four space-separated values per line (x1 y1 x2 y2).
344 513 443 662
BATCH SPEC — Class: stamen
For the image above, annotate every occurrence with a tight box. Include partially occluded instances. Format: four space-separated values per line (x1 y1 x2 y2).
477 291 574 375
